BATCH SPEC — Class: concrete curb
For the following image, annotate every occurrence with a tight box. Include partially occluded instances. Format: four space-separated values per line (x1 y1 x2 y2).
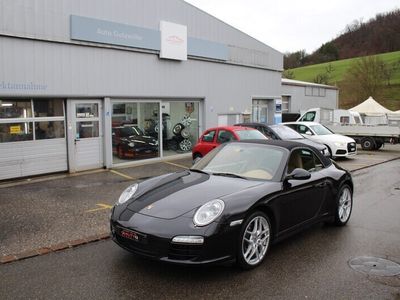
0 232 110 265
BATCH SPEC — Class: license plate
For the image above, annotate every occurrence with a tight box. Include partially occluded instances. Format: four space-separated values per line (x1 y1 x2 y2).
117 227 147 243
120 229 139 241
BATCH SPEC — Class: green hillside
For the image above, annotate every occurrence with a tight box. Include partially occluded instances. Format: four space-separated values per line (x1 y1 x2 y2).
290 51 400 110
292 51 400 84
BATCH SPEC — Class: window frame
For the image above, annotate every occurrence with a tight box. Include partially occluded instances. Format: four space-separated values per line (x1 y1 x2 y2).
0 99 66 143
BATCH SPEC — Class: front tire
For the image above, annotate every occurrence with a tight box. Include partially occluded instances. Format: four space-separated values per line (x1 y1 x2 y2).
117 146 125 159
237 211 271 269
334 184 353 226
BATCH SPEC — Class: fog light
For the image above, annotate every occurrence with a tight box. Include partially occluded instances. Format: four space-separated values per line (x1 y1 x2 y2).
172 236 204 244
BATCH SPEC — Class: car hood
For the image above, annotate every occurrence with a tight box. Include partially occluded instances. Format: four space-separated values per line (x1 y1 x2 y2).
126 171 264 219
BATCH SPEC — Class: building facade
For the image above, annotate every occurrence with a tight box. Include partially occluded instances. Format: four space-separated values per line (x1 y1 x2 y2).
281 79 339 118
0 0 283 180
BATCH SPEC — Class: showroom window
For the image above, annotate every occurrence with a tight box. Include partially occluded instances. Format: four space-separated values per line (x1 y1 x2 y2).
162 101 199 156
0 99 65 143
110 100 200 164
111 101 160 163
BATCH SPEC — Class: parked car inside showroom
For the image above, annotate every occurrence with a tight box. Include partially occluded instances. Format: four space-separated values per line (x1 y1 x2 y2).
283 121 357 158
112 125 158 159
235 122 330 157
191 125 267 161
110 140 353 269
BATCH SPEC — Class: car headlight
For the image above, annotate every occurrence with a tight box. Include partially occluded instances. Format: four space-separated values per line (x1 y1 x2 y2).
128 142 135 147
334 142 345 147
116 183 138 205
193 199 225 226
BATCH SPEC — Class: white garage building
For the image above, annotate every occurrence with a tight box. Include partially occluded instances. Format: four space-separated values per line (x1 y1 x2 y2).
0 0 284 180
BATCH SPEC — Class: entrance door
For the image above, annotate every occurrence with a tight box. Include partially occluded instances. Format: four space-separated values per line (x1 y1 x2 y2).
68 100 103 172
252 100 269 124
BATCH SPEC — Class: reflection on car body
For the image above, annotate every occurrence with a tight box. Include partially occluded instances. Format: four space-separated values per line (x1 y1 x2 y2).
112 125 158 159
111 140 353 269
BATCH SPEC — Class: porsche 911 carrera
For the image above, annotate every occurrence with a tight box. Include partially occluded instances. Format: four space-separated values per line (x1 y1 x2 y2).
110 140 353 269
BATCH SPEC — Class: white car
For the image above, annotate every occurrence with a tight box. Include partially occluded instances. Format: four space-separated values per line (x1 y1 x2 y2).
283 121 357 158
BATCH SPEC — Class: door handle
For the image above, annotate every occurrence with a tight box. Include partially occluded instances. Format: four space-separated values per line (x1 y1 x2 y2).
314 182 327 188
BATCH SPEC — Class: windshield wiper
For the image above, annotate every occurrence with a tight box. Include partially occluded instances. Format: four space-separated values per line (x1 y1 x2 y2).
211 172 247 179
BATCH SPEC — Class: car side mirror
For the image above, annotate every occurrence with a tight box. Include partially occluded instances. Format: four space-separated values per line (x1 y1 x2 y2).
305 130 312 136
285 168 311 181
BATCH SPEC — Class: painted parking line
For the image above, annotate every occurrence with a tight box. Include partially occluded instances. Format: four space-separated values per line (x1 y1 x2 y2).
163 161 189 169
85 203 113 213
110 169 135 180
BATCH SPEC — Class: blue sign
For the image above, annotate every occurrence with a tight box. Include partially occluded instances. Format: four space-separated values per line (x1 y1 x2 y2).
70 15 160 50
188 37 229 61
70 15 228 61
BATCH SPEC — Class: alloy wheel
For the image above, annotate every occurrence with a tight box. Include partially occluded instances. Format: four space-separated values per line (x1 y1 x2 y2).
241 215 270 266
338 187 352 223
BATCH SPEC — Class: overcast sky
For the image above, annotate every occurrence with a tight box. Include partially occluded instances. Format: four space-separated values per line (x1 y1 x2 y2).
184 0 399 54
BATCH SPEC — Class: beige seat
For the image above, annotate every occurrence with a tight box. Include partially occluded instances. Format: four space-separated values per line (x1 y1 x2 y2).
288 152 303 173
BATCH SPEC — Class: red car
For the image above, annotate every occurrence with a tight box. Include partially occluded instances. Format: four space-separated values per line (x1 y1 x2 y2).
192 126 268 160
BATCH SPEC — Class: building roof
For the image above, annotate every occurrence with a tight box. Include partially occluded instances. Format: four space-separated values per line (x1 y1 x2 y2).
281 78 338 90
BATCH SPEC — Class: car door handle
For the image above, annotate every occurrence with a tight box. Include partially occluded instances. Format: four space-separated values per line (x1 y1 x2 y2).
314 182 327 188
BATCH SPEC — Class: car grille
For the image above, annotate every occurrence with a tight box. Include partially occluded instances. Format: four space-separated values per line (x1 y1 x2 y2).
168 243 203 261
115 234 158 257
336 149 346 155
348 142 357 153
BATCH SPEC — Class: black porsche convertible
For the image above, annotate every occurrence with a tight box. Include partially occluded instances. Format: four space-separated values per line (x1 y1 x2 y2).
110 140 353 269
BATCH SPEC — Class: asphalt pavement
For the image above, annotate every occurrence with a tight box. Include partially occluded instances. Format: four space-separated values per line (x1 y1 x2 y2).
0 145 400 261
1 159 399 299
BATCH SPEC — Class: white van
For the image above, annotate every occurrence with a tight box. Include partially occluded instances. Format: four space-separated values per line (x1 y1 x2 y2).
298 108 363 125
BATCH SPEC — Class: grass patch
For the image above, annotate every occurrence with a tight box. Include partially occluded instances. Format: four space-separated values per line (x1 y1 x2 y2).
291 51 400 85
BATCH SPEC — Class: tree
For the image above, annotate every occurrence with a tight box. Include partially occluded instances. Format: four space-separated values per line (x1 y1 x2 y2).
282 69 295 79
380 59 400 86
313 64 335 85
283 50 308 69
339 56 386 106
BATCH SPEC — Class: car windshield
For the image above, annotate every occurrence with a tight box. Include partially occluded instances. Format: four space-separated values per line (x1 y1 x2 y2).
192 143 285 180
119 126 144 137
310 124 333 135
235 130 267 140
271 125 303 140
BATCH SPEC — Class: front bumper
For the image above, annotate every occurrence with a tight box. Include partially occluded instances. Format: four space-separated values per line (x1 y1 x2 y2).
124 146 158 158
334 142 357 157
110 211 239 265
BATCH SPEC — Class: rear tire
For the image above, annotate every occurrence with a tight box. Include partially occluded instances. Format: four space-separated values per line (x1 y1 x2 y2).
192 153 202 164
237 211 271 269
361 137 375 150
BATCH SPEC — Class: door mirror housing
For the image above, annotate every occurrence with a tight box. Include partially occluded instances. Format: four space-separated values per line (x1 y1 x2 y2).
305 130 312 136
285 168 311 181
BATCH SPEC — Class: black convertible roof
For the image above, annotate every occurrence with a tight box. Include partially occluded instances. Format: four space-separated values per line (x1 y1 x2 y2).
234 139 332 167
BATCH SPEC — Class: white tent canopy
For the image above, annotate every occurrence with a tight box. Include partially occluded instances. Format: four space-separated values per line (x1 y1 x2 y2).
349 96 393 116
